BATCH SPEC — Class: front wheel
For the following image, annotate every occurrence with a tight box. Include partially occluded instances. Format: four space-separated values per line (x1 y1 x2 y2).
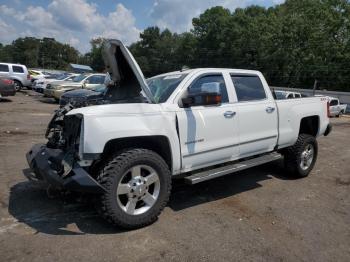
96 149 171 229
283 134 318 178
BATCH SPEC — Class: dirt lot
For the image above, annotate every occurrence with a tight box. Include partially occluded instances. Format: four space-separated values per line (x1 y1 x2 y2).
0 91 349 262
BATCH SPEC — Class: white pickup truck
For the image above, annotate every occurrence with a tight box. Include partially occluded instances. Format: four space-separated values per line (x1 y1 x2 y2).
328 96 347 117
26 39 332 229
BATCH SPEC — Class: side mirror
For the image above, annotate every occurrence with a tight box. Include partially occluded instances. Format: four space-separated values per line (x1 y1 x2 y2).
182 81 222 107
182 92 222 108
84 79 90 84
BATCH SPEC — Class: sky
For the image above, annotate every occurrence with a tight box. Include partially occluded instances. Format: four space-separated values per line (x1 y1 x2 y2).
0 0 284 53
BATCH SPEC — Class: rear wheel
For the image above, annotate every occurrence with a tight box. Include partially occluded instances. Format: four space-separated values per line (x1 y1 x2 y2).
96 149 171 229
13 80 22 91
283 134 318 178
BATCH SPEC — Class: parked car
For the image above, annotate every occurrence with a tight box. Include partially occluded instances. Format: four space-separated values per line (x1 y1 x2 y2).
59 84 106 107
275 90 302 99
328 97 347 117
26 39 332 229
0 77 16 97
0 63 31 91
33 73 78 93
44 73 106 102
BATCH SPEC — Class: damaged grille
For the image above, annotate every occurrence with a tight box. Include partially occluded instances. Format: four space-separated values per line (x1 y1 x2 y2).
63 115 82 150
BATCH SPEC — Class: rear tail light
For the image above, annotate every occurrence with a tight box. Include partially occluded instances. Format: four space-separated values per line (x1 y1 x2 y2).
27 74 31 80
2 79 14 85
327 101 330 118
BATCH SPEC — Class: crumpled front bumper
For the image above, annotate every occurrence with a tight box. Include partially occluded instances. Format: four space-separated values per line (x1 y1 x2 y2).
26 143 105 193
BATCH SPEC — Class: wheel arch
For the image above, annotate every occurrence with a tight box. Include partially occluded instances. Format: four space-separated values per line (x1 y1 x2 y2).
102 135 173 172
299 115 319 137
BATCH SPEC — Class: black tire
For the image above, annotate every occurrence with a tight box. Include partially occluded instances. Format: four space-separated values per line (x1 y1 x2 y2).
96 148 171 229
13 80 22 91
283 134 318 178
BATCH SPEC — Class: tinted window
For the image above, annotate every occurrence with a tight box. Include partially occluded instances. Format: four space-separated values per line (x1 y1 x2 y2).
0 64 9 72
88 75 105 84
189 75 229 103
231 75 266 102
287 93 294 99
295 93 301 98
330 99 338 106
12 66 24 73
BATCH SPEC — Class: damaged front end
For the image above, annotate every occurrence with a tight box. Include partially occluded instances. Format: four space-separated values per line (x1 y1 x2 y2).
26 107 105 193
25 38 155 194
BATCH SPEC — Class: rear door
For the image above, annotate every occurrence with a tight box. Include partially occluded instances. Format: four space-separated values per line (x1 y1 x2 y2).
176 73 239 171
230 74 278 157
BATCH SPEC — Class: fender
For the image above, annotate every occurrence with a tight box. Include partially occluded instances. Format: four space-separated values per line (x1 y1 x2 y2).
67 103 182 174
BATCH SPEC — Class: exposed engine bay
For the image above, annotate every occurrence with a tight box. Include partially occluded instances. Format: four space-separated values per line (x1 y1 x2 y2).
45 39 152 150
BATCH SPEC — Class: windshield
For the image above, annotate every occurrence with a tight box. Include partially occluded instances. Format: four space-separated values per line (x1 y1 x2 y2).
146 73 188 103
72 74 88 82
56 74 69 80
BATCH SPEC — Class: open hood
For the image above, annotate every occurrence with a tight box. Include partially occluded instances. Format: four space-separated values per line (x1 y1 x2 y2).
102 39 155 103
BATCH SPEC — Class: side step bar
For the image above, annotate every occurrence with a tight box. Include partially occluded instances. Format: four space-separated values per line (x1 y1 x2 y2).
184 152 282 185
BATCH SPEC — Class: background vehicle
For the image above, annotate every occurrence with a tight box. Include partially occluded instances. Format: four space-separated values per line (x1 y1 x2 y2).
0 63 31 91
328 97 347 117
26 39 332 229
59 84 106 107
44 73 106 102
0 77 16 97
275 90 302 99
33 73 78 93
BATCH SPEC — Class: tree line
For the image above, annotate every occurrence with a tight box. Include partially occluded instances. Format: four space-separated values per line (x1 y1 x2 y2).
1 0 349 91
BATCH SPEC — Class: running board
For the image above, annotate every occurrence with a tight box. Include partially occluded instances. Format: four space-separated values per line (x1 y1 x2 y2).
184 152 282 185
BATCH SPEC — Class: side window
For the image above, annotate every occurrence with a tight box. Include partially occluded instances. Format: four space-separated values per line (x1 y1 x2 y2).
189 75 228 103
12 66 24 73
295 93 301 98
329 100 338 106
0 64 9 72
287 93 294 99
231 75 266 102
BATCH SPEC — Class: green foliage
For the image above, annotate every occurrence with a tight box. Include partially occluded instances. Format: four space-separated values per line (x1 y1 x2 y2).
1 0 349 90
129 1 350 91
0 37 80 70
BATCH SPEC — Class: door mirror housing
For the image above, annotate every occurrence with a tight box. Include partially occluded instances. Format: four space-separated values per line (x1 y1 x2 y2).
182 81 222 107
182 92 222 108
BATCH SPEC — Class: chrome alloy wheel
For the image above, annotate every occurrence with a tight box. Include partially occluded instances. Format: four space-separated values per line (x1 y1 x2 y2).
116 165 160 215
300 144 314 170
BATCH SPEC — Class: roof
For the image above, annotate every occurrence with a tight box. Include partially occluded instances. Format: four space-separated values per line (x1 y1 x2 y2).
70 63 93 71
150 68 262 78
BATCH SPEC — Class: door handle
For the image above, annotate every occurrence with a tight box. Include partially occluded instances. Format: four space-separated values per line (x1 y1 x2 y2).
266 107 275 113
224 111 236 118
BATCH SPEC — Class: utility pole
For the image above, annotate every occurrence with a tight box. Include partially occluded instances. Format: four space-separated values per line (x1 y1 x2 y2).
313 79 318 95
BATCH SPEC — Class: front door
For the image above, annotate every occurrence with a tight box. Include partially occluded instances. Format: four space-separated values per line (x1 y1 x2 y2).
176 74 239 171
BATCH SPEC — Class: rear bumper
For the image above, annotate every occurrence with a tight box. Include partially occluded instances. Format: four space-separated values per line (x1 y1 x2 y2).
26 143 105 193
324 123 332 136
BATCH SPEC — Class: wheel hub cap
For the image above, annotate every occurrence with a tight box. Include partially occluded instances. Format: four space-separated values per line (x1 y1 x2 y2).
300 144 314 170
116 165 160 216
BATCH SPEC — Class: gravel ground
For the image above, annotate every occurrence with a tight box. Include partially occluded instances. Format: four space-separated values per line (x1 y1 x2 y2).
0 91 349 262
